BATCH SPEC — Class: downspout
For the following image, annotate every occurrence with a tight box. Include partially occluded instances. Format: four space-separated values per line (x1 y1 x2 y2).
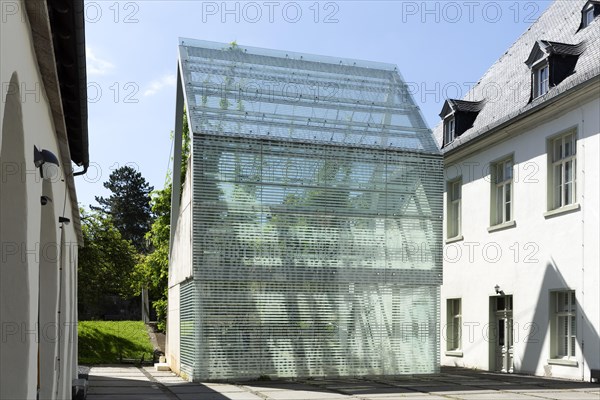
579 106 585 382
55 225 65 398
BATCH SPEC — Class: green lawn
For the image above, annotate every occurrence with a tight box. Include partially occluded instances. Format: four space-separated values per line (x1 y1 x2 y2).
78 321 154 364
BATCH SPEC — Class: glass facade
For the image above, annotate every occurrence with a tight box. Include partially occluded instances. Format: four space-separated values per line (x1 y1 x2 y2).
177 39 443 380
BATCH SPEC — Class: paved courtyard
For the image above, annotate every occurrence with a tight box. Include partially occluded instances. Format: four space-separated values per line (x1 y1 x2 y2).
86 366 599 400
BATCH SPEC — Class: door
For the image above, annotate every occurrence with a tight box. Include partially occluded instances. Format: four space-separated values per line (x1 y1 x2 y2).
494 295 513 373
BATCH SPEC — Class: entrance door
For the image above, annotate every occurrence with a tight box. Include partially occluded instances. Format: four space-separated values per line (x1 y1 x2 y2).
494 295 513 373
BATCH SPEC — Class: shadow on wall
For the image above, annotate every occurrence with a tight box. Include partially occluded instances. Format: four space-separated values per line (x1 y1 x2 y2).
518 259 599 378
0 71 31 399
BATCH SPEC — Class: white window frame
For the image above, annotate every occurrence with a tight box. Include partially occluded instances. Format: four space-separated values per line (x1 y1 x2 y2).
550 131 577 210
552 291 577 360
447 179 462 239
444 116 456 145
491 158 513 226
533 61 549 98
447 298 462 352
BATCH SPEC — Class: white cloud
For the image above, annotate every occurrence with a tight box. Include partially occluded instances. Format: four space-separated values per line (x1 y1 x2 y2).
86 47 115 76
143 74 176 96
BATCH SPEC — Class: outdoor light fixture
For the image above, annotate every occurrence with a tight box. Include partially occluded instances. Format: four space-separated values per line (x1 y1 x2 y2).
40 196 52 206
33 145 60 180
58 217 70 225
495 285 504 295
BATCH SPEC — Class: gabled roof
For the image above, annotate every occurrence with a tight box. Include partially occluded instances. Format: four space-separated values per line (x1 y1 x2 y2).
178 38 440 155
433 0 600 152
439 99 485 119
524 40 586 67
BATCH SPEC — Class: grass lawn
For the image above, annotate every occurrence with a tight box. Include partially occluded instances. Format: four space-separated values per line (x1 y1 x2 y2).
78 320 154 364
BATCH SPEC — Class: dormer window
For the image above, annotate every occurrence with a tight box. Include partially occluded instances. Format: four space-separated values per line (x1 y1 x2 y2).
585 7 595 25
525 40 585 103
439 99 485 147
444 116 455 145
533 62 549 98
580 1 600 30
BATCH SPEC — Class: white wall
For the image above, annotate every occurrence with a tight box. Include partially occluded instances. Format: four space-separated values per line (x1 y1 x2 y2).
166 163 192 374
1 1 80 398
441 93 600 381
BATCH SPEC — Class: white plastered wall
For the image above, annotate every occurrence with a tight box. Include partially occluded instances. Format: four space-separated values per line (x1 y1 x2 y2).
1 1 80 398
440 93 600 381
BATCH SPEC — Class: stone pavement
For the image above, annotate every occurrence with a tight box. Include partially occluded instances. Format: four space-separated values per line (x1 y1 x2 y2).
87 366 600 400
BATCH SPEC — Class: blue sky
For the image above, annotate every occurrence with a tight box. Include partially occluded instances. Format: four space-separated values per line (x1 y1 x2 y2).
79 0 552 207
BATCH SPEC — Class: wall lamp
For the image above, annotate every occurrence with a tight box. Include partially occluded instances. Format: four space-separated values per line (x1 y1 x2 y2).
34 146 60 180
494 284 505 296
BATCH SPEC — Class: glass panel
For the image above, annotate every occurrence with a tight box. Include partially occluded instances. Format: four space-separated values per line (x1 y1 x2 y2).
565 183 572 206
496 163 504 183
554 164 563 208
498 319 505 346
570 292 576 311
181 39 443 378
505 160 513 180
571 336 576 357
565 160 573 184
497 297 505 311
554 138 563 162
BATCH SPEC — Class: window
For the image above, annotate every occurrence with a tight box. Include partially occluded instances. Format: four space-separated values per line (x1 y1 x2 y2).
552 291 577 360
447 299 461 351
550 132 577 209
582 2 599 28
444 117 455 145
447 179 461 239
491 158 513 225
533 63 549 98
585 7 595 25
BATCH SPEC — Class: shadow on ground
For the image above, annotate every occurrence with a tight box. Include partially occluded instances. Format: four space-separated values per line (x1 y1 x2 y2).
88 365 600 400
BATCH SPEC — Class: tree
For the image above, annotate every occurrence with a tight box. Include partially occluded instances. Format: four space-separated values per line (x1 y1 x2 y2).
133 112 190 330
93 166 154 253
78 210 139 319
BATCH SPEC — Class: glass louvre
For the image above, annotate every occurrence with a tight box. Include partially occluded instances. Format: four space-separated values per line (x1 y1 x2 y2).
178 39 443 380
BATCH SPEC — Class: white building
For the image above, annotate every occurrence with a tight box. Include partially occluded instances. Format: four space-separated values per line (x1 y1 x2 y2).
435 0 599 381
1 0 89 398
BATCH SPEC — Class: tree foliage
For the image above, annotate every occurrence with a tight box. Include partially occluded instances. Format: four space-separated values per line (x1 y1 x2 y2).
92 166 154 253
134 112 190 330
78 210 139 319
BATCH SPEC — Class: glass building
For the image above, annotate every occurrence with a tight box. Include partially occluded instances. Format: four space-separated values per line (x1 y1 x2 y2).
169 39 443 380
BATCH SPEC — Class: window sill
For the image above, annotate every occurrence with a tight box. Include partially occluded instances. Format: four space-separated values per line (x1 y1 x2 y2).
547 358 578 367
446 350 463 357
488 220 516 233
446 235 464 244
544 203 580 219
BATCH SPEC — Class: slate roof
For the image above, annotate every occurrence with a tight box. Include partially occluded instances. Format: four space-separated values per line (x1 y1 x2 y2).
439 99 486 119
434 0 600 152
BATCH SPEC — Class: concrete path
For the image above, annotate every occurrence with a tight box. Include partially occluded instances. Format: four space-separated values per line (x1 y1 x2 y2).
87 366 600 400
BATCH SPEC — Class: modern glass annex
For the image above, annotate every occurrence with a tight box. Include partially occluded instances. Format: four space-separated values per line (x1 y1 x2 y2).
172 39 443 380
